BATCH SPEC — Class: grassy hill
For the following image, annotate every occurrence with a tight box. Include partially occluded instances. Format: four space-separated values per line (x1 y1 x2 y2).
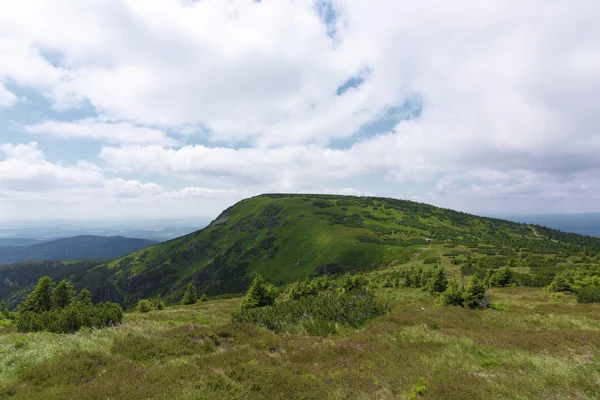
0 235 157 266
2 286 600 399
66 194 600 307
3 194 600 399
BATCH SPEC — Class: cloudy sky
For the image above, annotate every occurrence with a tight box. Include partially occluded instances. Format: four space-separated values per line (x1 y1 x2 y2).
1 0 600 222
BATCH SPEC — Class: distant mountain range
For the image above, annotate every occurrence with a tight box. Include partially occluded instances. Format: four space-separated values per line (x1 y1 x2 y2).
0 235 158 266
496 213 600 238
0 218 209 242
0 238 50 247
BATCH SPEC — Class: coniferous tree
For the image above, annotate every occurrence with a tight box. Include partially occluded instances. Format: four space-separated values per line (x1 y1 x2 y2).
21 276 54 312
51 280 74 309
427 267 448 295
240 274 278 309
182 282 197 305
76 289 93 305
153 295 165 310
439 279 464 307
547 274 572 293
0 301 8 318
462 275 487 309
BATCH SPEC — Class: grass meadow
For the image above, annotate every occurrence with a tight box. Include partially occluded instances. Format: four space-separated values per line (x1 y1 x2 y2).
1 286 599 399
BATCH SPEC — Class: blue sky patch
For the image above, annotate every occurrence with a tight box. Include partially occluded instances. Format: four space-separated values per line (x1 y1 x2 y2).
336 76 365 96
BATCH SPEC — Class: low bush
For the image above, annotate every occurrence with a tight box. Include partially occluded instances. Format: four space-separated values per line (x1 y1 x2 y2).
181 282 198 305
137 299 152 313
16 301 123 333
240 274 278 309
485 267 515 287
576 286 600 303
15 276 123 333
439 276 488 309
232 293 389 333
286 278 318 300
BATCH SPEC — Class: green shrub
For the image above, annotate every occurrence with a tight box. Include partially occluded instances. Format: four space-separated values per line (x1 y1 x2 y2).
240 274 278 310
438 280 464 307
76 289 92 304
137 299 152 313
19 276 54 313
51 280 74 309
286 278 318 300
547 274 573 293
15 276 123 333
16 301 123 333
0 301 9 318
439 276 488 309
576 286 600 303
182 282 198 305
462 275 486 309
232 293 389 332
336 274 369 295
154 298 166 310
200 293 209 302
486 267 514 287
427 268 448 295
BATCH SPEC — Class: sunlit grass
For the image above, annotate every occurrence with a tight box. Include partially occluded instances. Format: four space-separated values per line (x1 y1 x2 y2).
2 287 600 399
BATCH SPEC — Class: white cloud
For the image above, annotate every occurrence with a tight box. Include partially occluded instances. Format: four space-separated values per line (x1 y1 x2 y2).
24 119 177 146
0 0 378 145
99 144 364 190
0 83 17 107
0 142 249 220
0 1 600 217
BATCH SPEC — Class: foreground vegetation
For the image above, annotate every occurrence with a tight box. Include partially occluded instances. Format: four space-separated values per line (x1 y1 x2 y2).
1 284 599 399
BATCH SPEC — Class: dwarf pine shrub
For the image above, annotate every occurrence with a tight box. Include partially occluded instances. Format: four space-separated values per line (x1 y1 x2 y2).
232 293 389 333
137 299 152 313
286 278 319 300
15 276 123 333
181 282 198 305
240 274 278 309
576 286 600 303
16 301 123 333
439 275 488 309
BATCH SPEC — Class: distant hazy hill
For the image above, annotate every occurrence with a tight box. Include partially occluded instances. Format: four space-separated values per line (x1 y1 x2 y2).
501 213 600 238
0 235 157 266
0 238 50 247
66 194 600 307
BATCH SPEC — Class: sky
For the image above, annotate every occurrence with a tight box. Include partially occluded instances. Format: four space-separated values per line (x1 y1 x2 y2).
1 0 600 222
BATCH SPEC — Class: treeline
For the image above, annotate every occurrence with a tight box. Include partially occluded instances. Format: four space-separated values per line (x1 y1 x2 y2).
12 276 123 333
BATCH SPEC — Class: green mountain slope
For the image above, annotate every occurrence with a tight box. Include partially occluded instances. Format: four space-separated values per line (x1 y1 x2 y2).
0 260 104 308
68 194 600 307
